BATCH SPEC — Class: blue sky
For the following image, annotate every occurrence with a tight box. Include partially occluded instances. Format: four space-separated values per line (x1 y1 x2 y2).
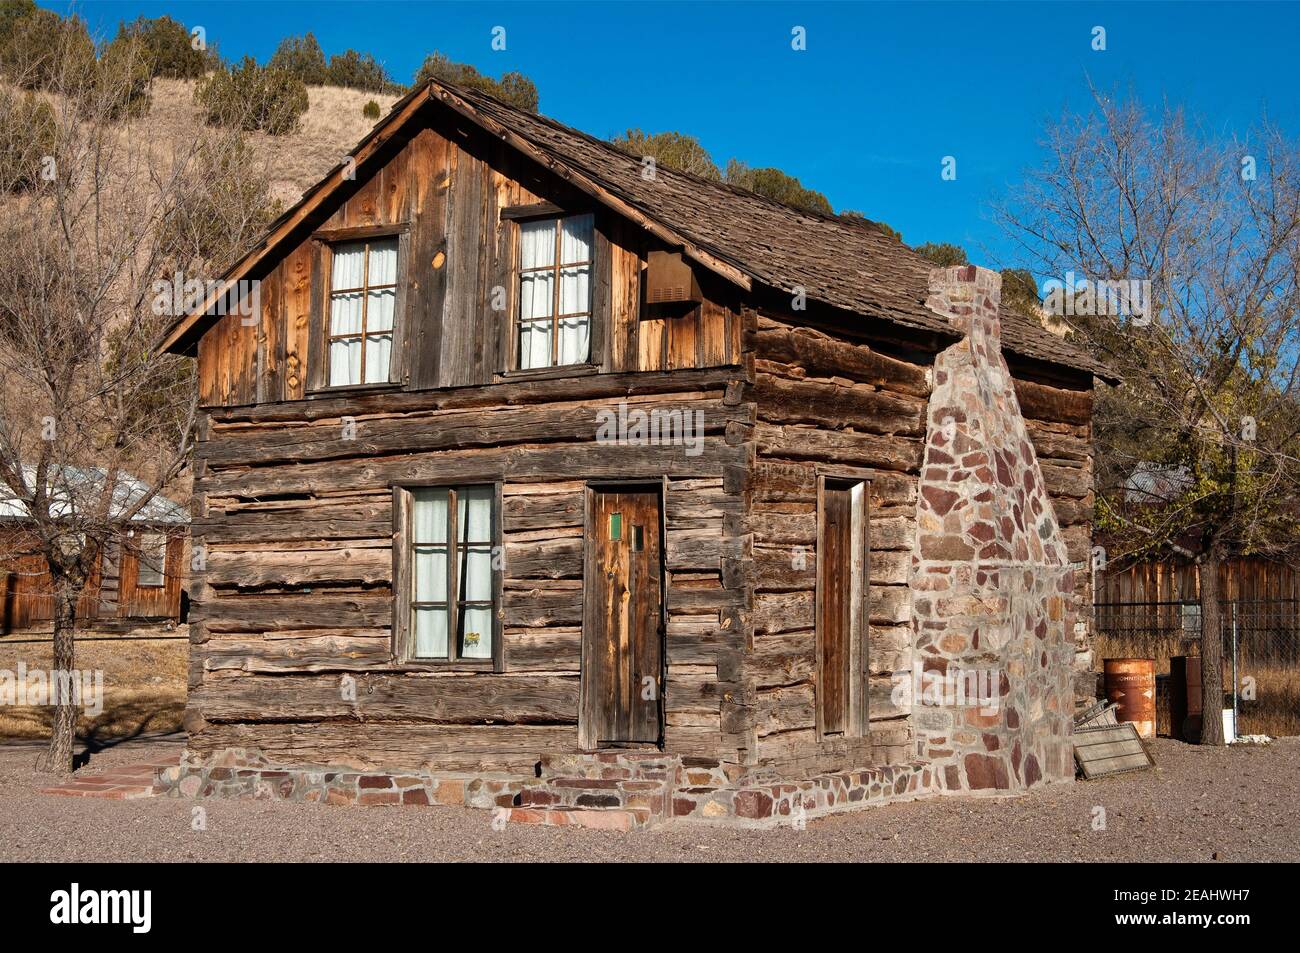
44 1 1300 268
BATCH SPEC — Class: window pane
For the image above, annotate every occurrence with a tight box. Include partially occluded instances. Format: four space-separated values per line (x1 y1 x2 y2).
329 338 361 387
458 605 493 659
560 214 593 265
411 489 448 543
457 486 493 541
330 290 364 336
519 269 553 321
137 534 166 587
364 334 391 383
367 239 398 285
413 606 449 658
519 319 553 370
458 545 493 602
559 264 589 316
557 314 590 365
331 242 365 290
413 545 447 602
367 287 396 332
519 219 556 268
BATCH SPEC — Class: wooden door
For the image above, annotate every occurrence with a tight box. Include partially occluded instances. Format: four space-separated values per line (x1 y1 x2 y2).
818 478 868 737
581 486 664 748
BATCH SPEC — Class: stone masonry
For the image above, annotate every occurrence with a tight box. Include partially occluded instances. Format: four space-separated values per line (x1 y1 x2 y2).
905 265 1076 792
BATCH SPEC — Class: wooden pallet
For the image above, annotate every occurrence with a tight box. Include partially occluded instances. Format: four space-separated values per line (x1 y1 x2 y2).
1073 722 1155 779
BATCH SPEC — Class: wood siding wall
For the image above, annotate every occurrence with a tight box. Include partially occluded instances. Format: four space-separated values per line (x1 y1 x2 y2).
1098 556 1300 604
1 530 183 633
197 114 740 410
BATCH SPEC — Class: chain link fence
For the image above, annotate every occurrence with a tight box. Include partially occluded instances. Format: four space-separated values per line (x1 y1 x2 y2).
1093 598 1300 737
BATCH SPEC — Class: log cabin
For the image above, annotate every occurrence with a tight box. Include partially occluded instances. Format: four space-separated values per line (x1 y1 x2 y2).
0 466 187 634
156 80 1114 827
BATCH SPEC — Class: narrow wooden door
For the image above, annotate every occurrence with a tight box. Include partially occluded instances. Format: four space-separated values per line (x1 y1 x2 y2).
818 478 868 737
582 486 664 747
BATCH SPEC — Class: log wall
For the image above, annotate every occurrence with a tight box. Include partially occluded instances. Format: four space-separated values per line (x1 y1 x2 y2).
747 311 1097 771
188 368 755 773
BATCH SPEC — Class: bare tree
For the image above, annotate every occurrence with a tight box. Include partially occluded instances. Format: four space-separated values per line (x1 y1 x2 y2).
998 89 1300 744
0 30 274 770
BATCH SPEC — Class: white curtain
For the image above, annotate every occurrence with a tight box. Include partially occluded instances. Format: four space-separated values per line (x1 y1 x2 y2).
411 489 449 658
518 216 591 368
456 486 493 659
519 220 555 370
329 240 396 385
364 240 397 382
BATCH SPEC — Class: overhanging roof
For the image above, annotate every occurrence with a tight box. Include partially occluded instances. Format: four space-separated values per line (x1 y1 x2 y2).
158 80 1115 383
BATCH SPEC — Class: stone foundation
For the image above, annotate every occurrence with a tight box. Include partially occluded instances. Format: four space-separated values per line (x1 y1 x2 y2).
156 747 969 829
155 747 541 810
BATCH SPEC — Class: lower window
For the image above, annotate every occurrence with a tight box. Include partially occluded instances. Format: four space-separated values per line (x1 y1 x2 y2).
397 485 499 664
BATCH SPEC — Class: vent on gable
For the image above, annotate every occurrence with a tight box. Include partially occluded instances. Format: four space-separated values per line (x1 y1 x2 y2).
646 250 703 305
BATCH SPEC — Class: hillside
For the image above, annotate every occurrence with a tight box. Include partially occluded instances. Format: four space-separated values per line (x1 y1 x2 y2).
146 78 403 209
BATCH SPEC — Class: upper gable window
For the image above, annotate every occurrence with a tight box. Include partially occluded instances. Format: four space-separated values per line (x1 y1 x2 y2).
328 237 398 386
517 214 593 370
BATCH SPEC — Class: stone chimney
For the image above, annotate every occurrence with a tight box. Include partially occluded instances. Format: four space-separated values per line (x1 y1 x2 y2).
924 263 1002 345
904 264 1076 793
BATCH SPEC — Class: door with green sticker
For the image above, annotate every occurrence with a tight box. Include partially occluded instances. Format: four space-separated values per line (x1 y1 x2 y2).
580 484 664 748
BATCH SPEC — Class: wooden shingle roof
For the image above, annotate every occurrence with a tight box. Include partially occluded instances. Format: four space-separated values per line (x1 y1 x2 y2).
450 85 1111 381
161 80 1113 381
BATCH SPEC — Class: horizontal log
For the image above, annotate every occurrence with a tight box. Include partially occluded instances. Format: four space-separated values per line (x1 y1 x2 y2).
202 438 750 499
206 547 391 588
1040 462 1092 499
201 630 391 672
502 489 584 532
753 373 926 436
753 683 815 738
751 320 930 397
194 500 393 544
188 721 578 773
206 366 749 424
1013 377 1093 426
503 583 581 627
194 592 392 632
751 630 815 687
750 461 915 509
204 396 752 468
755 423 922 473
503 627 581 672
192 672 580 725
504 536 582 579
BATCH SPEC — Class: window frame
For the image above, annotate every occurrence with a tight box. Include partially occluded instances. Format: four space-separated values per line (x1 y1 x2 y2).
392 482 503 671
132 531 169 590
513 212 596 372
307 223 409 394
815 471 872 740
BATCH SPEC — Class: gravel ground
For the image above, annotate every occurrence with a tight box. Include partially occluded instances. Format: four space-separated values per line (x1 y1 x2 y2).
2 736 1297 862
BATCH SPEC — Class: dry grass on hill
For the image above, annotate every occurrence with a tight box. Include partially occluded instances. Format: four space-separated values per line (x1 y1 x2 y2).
148 78 403 208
